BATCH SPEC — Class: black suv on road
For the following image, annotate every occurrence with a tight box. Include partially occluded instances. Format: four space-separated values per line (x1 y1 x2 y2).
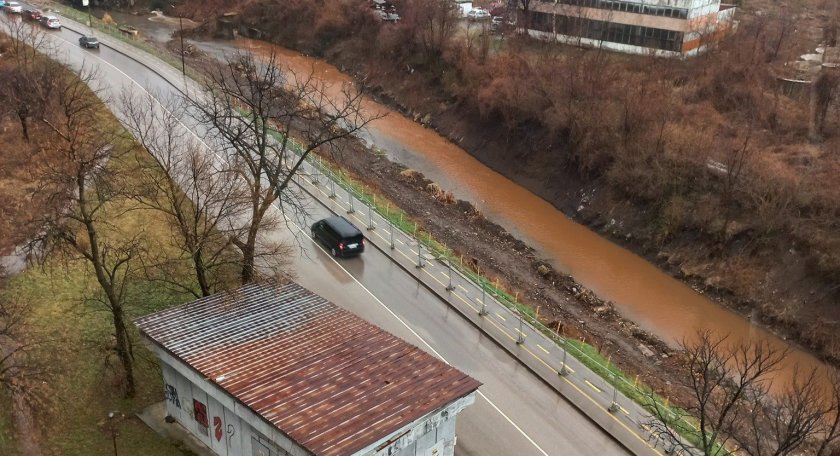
79 35 100 49
311 216 365 258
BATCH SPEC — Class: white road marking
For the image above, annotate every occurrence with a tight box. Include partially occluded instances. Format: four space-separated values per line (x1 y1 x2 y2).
309 235 550 456
49 30 551 456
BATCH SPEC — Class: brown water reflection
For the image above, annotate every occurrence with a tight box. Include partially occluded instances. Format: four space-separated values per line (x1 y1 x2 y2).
232 38 834 391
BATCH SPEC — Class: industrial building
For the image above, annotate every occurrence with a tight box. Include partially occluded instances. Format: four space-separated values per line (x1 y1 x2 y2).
135 282 480 456
523 0 737 56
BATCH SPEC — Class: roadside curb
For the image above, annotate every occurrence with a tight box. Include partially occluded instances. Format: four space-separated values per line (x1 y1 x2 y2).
47 17 661 455
293 174 657 456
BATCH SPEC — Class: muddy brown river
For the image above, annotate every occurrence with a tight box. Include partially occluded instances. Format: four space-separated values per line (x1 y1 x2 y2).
107 9 833 390
230 39 835 391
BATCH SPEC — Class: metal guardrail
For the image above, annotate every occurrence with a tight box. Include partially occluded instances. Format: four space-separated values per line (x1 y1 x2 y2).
34 7 709 451
287 143 717 453
41 1 202 82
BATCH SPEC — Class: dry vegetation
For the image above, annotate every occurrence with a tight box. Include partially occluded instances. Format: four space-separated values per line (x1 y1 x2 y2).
204 0 840 364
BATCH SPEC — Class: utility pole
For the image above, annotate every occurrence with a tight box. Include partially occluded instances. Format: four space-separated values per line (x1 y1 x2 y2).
170 4 186 82
82 0 91 28
178 14 185 79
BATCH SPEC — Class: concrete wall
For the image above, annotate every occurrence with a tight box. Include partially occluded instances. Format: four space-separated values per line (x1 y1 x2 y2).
148 340 309 456
160 363 292 456
149 339 474 456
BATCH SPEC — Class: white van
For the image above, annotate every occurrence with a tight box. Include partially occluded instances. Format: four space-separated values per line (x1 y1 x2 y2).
5 2 22 13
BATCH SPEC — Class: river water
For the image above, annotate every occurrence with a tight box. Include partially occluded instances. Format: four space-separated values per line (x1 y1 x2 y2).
104 12 834 389
231 40 834 392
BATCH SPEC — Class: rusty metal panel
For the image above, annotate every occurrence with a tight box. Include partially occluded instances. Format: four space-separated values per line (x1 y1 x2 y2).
135 283 481 456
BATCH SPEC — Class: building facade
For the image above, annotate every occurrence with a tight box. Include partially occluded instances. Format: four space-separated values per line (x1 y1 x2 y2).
524 0 737 56
135 283 480 456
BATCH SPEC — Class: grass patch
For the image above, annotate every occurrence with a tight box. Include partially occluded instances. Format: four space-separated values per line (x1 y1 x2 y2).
3 259 192 456
0 388 15 453
0 45 202 451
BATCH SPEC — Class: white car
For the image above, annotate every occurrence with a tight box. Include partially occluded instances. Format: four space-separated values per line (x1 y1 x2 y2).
466 8 490 20
42 15 61 29
4 1 22 13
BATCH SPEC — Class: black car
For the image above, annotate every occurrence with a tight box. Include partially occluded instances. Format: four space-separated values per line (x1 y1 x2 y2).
79 35 100 49
22 8 41 21
311 216 365 258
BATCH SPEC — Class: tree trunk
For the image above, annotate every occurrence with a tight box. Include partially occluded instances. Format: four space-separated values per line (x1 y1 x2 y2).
193 249 212 297
17 111 29 142
111 304 136 398
80 174 136 398
240 228 258 284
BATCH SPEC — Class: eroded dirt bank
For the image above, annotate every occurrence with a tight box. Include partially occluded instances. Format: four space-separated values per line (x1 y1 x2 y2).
325 134 684 394
96 5 838 388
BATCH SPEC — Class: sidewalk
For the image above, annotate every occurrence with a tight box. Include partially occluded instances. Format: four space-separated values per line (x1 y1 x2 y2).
137 402 214 456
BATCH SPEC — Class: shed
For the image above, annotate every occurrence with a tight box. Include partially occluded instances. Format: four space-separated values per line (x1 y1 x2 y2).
135 282 480 456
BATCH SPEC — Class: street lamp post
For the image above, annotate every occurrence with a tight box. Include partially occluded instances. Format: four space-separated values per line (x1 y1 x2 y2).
82 0 91 28
170 4 186 81
102 410 123 456
178 14 185 78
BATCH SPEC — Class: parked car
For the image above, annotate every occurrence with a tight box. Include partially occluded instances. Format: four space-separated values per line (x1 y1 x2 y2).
0 1 6 9
311 216 365 258
490 15 504 31
374 8 400 22
466 8 490 20
23 8 41 20
79 35 99 49
41 15 61 30
4 1 22 13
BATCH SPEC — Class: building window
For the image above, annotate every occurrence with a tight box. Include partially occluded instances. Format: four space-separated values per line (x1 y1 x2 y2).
540 0 689 18
530 11 684 52
194 399 209 435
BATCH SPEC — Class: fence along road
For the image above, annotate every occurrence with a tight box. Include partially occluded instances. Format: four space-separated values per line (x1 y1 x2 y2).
292 157 668 456
17 11 671 454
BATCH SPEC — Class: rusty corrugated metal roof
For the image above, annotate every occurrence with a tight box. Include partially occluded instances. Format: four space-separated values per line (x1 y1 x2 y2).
134 282 481 456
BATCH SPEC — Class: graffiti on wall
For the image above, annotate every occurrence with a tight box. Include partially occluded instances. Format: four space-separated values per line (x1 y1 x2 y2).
226 423 236 448
164 383 181 408
214 416 223 442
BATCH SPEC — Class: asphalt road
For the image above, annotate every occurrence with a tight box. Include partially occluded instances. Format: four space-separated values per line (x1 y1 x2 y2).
2 12 632 455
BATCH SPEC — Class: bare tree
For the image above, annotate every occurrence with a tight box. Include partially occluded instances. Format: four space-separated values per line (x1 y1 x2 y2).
0 15 57 141
809 71 840 142
0 266 36 390
518 0 532 32
405 0 460 66
734 367 832 456
119 90 247 298
0 268 49 456
28 67 140 398
188 51 377 283
814 371 840 456
641 331 788 455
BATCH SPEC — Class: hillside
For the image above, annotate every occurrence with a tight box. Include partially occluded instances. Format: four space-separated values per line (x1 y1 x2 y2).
167 0 840 363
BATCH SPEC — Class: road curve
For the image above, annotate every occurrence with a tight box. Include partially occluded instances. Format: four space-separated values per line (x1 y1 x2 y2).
3 13 631 455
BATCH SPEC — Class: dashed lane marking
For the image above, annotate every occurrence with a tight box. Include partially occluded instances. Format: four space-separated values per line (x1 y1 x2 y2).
585 379 603 393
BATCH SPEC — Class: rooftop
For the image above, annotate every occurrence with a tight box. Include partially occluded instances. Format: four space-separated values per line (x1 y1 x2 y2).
134 282 480 456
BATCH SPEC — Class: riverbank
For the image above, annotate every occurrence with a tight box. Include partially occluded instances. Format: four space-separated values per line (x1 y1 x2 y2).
308 36 840 370
171 0 840 365
87 0 832 388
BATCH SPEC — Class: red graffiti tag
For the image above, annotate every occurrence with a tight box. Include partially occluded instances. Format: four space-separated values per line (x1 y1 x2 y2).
214 416 223 442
